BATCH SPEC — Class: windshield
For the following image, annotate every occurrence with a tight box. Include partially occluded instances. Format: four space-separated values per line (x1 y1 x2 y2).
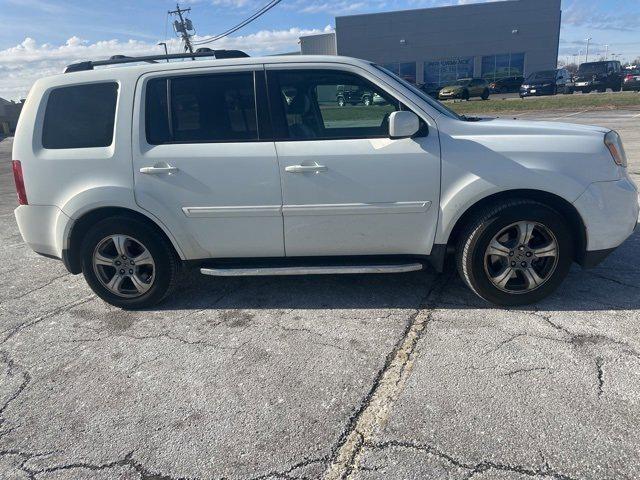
578 63 607 74
373 64 461 120
527 71 555 81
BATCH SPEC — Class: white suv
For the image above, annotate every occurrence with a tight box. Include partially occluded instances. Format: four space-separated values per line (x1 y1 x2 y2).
11 51 638 309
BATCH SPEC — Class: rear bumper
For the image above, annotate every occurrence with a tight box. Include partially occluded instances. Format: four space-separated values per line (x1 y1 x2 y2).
573 177 639 253
14 205 70 259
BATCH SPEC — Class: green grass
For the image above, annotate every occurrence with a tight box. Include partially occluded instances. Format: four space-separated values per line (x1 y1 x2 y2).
446 91 640 115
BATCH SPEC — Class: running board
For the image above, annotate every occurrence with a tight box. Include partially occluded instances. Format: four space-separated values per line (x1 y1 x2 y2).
200 263 424 277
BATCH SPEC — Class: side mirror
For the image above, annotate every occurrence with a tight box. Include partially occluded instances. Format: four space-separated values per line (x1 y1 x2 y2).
389 111 420 139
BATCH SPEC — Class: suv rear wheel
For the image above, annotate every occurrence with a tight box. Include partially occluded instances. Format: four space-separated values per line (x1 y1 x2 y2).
456 200 573 306
81 217 179 309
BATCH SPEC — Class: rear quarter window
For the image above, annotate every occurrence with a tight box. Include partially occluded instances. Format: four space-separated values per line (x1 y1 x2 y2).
42 82 118 149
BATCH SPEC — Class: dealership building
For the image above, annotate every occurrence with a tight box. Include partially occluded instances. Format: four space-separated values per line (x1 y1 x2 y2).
299 0 561 86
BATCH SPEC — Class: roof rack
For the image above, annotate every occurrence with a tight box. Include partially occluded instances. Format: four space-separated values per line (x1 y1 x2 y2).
64 49 250 73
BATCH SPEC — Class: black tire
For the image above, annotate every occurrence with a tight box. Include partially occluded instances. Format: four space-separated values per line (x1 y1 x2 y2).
337 97 345 107
363 96 372 106
462 90 470 101
481 89 490 100
455 200 574 306
81 216 179 309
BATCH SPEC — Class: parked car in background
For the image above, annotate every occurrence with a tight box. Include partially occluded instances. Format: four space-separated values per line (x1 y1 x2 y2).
574 61 622 93
488 76 524 93
439 78 490 100
336 85 374 106
622 69 640 92
419 82 442 98
520 69 572 97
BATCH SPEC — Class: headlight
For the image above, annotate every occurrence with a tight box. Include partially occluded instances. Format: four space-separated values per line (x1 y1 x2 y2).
521 85 529 89
604 130 628 167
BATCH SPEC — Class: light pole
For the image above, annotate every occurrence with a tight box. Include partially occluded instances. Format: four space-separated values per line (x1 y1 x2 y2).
157 42 169 62
604 44 609 60
585 37 592 63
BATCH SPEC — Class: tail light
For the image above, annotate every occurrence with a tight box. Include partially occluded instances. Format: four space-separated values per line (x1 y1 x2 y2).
625 74 633 82
11 160 28 205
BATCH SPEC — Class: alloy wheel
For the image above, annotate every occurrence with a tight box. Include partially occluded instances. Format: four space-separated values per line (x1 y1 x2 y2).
483 221 559 294
92 234 156 298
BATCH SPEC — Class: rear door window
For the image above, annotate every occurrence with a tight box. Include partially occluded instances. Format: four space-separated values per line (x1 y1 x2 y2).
42 82 118 149
145 71 258 144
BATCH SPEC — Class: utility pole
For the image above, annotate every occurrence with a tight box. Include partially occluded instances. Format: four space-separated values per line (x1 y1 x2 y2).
169 3 195 58
585 37 592 63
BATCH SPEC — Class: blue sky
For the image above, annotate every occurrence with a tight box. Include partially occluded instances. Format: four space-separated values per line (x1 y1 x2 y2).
0 0 639 99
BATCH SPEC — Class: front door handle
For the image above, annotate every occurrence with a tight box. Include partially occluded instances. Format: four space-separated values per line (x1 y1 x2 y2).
140 162 179 175
285 163 328 174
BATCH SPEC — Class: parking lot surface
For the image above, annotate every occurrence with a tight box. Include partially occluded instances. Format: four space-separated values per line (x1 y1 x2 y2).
0 109 639 479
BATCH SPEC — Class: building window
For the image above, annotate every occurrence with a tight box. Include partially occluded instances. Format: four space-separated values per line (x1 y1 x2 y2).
382 62 417 84
424 57 474 86
481 53 526 81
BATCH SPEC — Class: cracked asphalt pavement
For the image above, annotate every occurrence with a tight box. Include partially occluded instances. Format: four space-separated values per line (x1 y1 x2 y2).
0 109 639 479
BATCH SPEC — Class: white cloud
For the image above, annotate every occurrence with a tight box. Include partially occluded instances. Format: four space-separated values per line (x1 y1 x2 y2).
0 26 333 100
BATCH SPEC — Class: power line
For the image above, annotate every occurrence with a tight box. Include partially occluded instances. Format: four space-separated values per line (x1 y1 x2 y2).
192 0 282 46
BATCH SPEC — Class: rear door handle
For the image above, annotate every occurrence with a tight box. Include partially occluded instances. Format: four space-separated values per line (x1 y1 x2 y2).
139 163 179 175
285 163 328 174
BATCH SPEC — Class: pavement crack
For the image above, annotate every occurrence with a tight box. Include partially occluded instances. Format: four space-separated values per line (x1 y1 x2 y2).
595 357 604 397
0 295 95 345
502 366 549 377
31 451 183 479
366 440 578 480
585 271 640 290
482 333 527 356
245 456 328 480
322 273 452 480
0 351 31 428
1 273 71 304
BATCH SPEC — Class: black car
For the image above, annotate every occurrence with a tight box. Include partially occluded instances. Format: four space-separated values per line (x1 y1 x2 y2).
574 61 622 93
336 85 374 106
419 82 441 98
520 68 571 97
488 76 524 93
622 69 640 92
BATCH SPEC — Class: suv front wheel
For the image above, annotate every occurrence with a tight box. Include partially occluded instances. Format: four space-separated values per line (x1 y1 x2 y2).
456 200 573 306
81 217 179 309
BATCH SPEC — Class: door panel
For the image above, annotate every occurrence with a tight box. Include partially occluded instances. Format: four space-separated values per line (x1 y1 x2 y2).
277 137 440 256
268 67 441 257
132 68 284 259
